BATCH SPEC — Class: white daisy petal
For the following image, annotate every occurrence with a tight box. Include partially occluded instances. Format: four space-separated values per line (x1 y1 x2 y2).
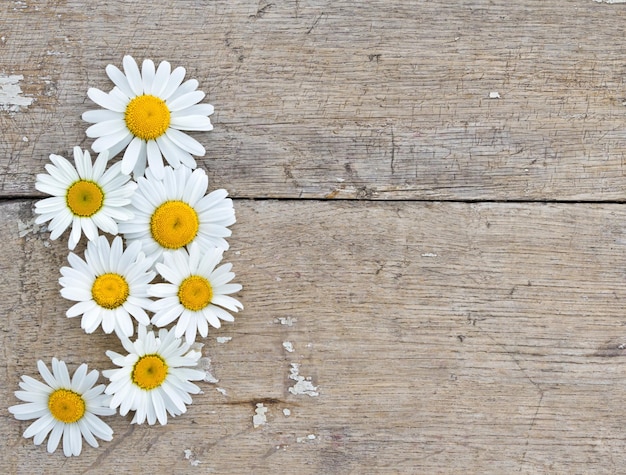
86 119 127 138
167 90 205 112
141 59 156 94
146 140 165 179
151 60 172 97
170 115 213 131
82 109 122 123
123 55 144 96
105 63 134 98
87 88 127 113
164 128 205 157
92 128 133 153
160 66 186 100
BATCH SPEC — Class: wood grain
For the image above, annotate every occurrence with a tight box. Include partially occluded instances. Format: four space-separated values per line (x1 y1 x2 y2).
2 0 626 200
2 199 626 473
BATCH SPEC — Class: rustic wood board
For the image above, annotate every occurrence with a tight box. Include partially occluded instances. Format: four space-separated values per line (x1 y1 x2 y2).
2 199 626 473
2 0 626 200
4 0 626 473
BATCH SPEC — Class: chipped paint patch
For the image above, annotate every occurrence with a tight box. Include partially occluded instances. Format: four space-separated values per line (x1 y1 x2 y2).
198 356 219 383
17 218 46 238
282 408 291 417
275 316 297 326
183 449 202 467
288 363 319 397
216 336 232 344
216 387 227 396
488 91 500 99
296 434 317 443
0 75 33 112
253 403 268 428
594 0 626 3
283 341 294 353
421 252 437 258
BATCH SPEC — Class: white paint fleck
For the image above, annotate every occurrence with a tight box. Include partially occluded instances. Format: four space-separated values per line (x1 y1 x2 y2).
296 434 317 443
282 341 294 353
421 252 437 258
288 363 319 397
488 91 501 99
0 75 33 112
275 316 297 326
17 218 46 238
253 403 268 428
216 387 227 396
216 336 232 344
198 356 219 384
21 136 28 142
184 449 202 466
336 177 345 183
275 276 282 282
594 0 626 3
282 408 291 417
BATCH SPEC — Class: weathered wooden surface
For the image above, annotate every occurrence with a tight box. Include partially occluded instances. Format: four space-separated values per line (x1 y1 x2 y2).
4 0 626 474
3 200 626 474
2 0 626 200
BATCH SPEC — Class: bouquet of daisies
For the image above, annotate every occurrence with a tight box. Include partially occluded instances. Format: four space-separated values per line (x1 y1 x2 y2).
8 56 243 457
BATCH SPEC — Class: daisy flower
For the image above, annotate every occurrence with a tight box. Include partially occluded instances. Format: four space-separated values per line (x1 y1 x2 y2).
118 165 235 264
150 243 243 344
102 326 205 425
59 235 155 338
83 55 214 179
34 146 136 250
8 358 114 457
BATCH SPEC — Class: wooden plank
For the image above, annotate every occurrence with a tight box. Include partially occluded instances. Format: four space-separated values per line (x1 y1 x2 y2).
2 0 626 200
2 199 626 473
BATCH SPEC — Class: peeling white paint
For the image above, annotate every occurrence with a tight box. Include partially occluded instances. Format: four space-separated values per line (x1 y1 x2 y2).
488 91 501 99
275 316 297 326
198 356 219 383
296 434 317 443
0 75 33 112
283 341 294 353
282 408 291 417
288 363 319 397
183 449 201 466
594 0 626 3
421 252 438 258
17 218 46 238
253 403 268 428
216 387 227 396
216 336 232 344
183 449 202 467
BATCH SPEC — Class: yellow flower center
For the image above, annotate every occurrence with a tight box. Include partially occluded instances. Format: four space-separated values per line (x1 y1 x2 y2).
48 389 86 424
124 94 171 141
178 275 213 311
150 200 199 250
66 180 104 217
132 354 168 390
92 273 129 309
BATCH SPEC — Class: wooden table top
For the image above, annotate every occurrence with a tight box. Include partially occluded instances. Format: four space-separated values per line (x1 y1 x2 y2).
2 1 626 473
